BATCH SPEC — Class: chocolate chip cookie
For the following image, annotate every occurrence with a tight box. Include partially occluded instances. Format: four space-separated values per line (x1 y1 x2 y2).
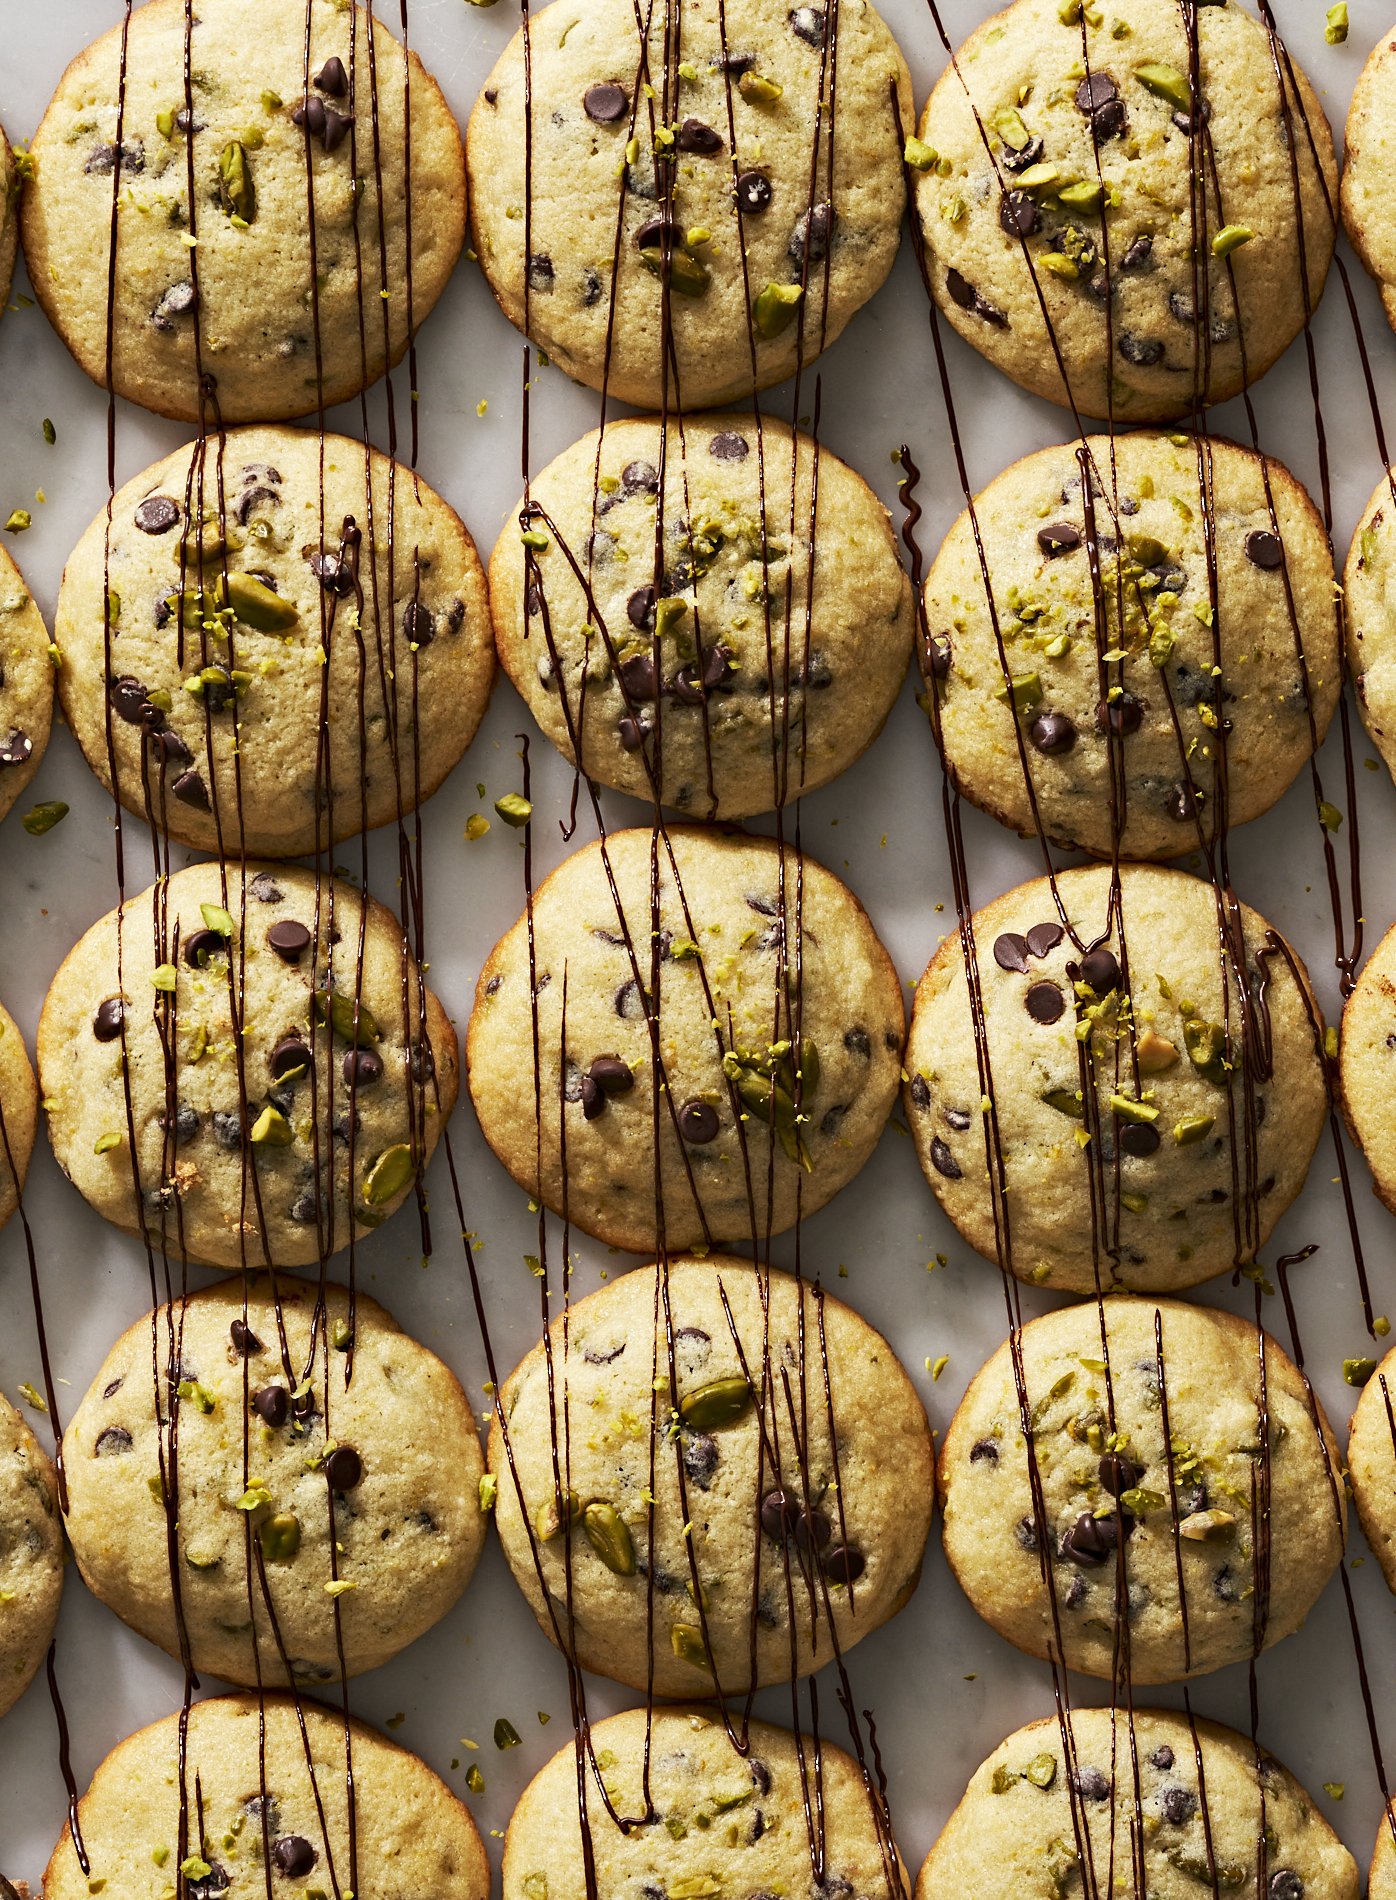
44 1694 489 1900
924 431 1339 859
467 825 904 1252
0 546 56 830
0 1390 63 1720
492 1254 932 1695
504 1705 905 1900
915 0 1338 420
1337 918 1396 1226
57 426 494 857
38 859 457 1270
917 1706 1358 1900
1343 1341 1396 1597
940 1295 1344 1684
64 1275 485 1688
1343 28 1396 337
0 997 36 1237
1372 1811 1396 1900
1341 463 1396 791
491 412 913 818
468 0 913 409
904 862 1327 1294
0 123 17 314
21 0 466 422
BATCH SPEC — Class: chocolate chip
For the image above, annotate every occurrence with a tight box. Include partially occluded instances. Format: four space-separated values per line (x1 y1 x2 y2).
254 1384 289 1428
615 978 646 1019
1269 1876 1304 1900
1038 521 1082 557
1096 691 1143 736
579 1074 604 1120
709 431 749 461
618 715 648 751
929 1136 961 1180
92 997 124 1043
1119 1122 1160 1157
970 1438 999 1464
619 652 658 702
1075 72 1117 113
626 586 657 632
0 730 32 766
1098 1452 1143 1496
1015 1515 1040 1552
1245 529 1284 570
1120 234 1153 272
1117 331 1164 366
1000 190 1039 238
1062 1510 1120 1566
676 118 722 154
1071 1766 1111 1801
1080 947 1120 994
1028 709 1077 755
925 633 952 680
584 82 628 123
86 140 144 175
135 494 180 535
269 1837 318 1880
750 1758 772 1794
679 1098 719 1143
528 253 555 292
267 920 312 964
1025 983 1064 1025
1000 135 1045 173
314 56 348 96
325 1445 362 1492
183 928 225 969
823 1543 865 1584
1151 1746 1175 1771
311 550 354 597
109 676 150 726
95 1425 132 1456
250 871 283 904
230 1319 262 1356
1160 1785 1196 1825
789 4 826 42
789 202 834 264
589 1054 633 1095
946 267 977 311
343 1048 383 1089
794 1506 831 1553
844 1027 871 1059
172 768 210 810
1091 97 1127 139
681 1430 719 1488
294 95 326 135
736 170 772 214
186 1864 228 1900
760 1488 798 1538
621 459 658 495
993 932 1030 974
1025 922 1064 958
403 601 435 647
162 1101 200 1146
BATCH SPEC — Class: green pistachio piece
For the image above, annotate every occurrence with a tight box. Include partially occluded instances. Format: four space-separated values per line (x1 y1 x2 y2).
1025 1753 1058 1789
185 1548 221 1570
1042 1087 1084 1120
218 140 256 223
1109 1093 1159 1125
639 246 710 297
903 135 938 170
582 1501 637 1576
679 1376 753 1432
22 800 68 835
1179 1508 1235 1541
1173 1113 1215 1146
1057 179 1103 213
670 1622 712 1670
494 792 533 827
737 71 783 104
220 570 298 632
535 1488 581 1542
1344 1357 1377 1388
178 523 227 567
990 1764 1017 1794
331 1317 354 1352
1326 2 1349 43
362 1143 414 1207
1040 253 1079 280
994 671 1043 712
1013 161 1061 194
1167 1850 1245 1890
753 281 803 339
1182 1018 1227 1085
1135 63 1191 112
249 1105 293 1147
314 990 381 1045
1120 1190 1149 1214
992 106 1031 150
258 1510 301 1563
1211 224 1254 259
654 595 690 640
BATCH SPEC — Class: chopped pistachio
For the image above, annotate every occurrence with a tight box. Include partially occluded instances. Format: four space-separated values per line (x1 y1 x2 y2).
738 71 783 103
753 280 803 339
1210 223 1254 259
1326 2 1349 42
22 799 68 835
250 1105 293 1147
1179 1508 1235 1541
1173 1114 1215 1146
1135 62 1191 113
362 1143 414 1206
1344 1357 1377 1387
494 1718 523 1749
903 135 938 170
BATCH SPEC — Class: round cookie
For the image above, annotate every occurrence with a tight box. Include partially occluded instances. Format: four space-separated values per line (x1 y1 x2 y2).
1341 463 1396 789
0 123 17 313
904 862 1327 1294
1373 1812 1396 1900
0 545 56 829
468 0 912 410
504 1705 904 1900
57 426 494 857
1344 1341 1396 1596
64 1275 485 1688
1343 30 1396 337
492 413 913 819
38 859 458 1270
917 1706 1358 1900
915 0 1337 421
467 825 904 1252
924 432 1339 859
492 1254 932 1695
0 998 37 1236
940 1296 1344 1684
1337 918 1396 1225
0 1390 63 1720
21 0 465 423
45 1693 489 1900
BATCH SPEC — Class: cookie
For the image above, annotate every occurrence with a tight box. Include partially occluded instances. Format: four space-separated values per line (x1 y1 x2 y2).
940 1295 1343 1685
1341 463 1396 789
914 0 1337 421
0 123 17 320
57 426 494 857
916 1706 1358 1900
1337 918 1396 1225
491 412 913 819
38 859 458 1270
468 0 912 410
504 1705 904 1900
0 1390 63 1720
904 861 1327 1294
0 997 37 1236
467 825 903 1251
44 1693 489 1900
1373 1813 1396 1900
0 545 57 830
1343 1341 1396 1596
1343 29 1396 336
21 0 465 423
64 1275 484 1688
492 1254 932 1695
924 431 1339 859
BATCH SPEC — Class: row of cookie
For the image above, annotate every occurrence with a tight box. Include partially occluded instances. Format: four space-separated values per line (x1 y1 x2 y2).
2 834 1395 1291
28 1691 1383 1900
7 0 1394 429
5 416 1391 855
7 1253 1396 1714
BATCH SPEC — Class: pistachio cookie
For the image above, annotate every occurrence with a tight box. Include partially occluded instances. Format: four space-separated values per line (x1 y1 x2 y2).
504 1706 905 1900
0 998 37 1235
0 123 17 312
1343 31 1396 337
38 859 457 1270
0 546 57 830
924 432 1338 859
941 1297 1343 1684
1341 464 1396 789
0 1390 63 1720
1372 1813 1396 1900
1343 1340 1396 1596
45 1694 489 1900
492 1255 932 1695
492 414 913 819
64 1276 484 1688
468 0 912 409
21 0 465 423
57 427 494 857
917 1706 1358 1900
915 0 1337 421
467 826 903 1252
1337 918 1396 1225
904 862 1327 1294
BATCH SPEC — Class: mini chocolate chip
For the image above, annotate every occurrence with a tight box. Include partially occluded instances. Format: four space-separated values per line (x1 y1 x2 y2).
681 1430 719 1488
1026 982 1064 1025
1000 189 1039 238
134 494 180 535
1120 234 1153 271
709 431 749 461
845 1027 872 1058
1028 709 1077 755
183 928 225 969
109 676 150 725
325 1445 362 1492
342 1047 384 1090
1096 692 1143 736
789 202 834 263
1118 332 1164 366
319 106 352 152
823 1543 865 1584
250 871 284 904
929 1136 961 1180
1025 922 1064 958
529 253 555 291
95 1425 133 1456
154 730 192 767
314 56 348 96
925 633 952 679
589 1054 634 1095
267 920 312 964
736 170 772 214
633 213 680 250
993 932 1030 974
172 768 210 810
679 1098 719 1143
618 715 648 751
1151 1746 1175 1771
311 550 354 596
789 4 826 42
970 1438 999 1464
231 1319 262 1356
1038 521 1082 557
760 1488 798 1539
254 1384 289 1428
1015 1515 1040 1552
622 459 658 494
93 997 125 1042
1119 1122 1161 1157
676 118 722 154
186 1865 228 1900
1245 529 1284 569
1080 947 1120 994
1161 1785 1196 1825
584 82 628 123
271 1837 318 1878
403 601 435 647
1071 1767 1111 1801
750 1758 772 1795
